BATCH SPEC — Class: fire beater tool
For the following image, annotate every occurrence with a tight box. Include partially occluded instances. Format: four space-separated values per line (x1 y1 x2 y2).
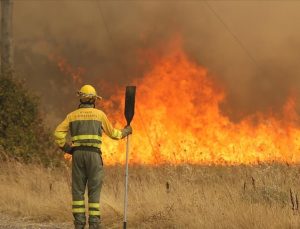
123 86 136 229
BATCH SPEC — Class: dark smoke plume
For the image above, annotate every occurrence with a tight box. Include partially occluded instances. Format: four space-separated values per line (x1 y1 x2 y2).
13 1 300 126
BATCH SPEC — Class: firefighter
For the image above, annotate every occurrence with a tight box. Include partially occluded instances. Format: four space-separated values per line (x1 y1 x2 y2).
54 85 132 229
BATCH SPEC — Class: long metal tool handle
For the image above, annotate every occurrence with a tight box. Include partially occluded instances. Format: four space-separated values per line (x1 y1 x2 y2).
123 135 130 229
123 85 136 229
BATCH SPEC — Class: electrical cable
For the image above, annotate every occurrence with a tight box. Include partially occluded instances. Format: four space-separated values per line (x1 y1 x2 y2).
203 0 260 67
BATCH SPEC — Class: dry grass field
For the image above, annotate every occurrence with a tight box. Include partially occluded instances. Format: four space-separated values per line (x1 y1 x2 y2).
0 161 300 228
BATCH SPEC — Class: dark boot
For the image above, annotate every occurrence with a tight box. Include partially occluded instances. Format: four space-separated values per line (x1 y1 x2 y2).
89 222 101 229
74 224 85 229
74 220 86 229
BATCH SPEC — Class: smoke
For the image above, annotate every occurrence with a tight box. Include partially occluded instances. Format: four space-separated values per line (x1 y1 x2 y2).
12 1 300 126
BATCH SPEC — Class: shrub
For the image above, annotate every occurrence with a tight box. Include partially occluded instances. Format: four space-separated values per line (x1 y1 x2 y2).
0 75 61 165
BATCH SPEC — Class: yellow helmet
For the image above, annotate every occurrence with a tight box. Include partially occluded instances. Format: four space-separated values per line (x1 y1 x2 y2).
77 85 102 100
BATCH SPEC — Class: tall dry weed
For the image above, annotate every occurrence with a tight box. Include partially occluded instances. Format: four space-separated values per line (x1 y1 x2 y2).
0 161 300 228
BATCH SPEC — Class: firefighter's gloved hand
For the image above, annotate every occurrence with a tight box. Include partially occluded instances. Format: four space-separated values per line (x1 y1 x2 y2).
60 143 73 155
121 125 132 138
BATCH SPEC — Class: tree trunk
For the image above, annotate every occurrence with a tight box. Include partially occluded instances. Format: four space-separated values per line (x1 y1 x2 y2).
1 0 13 76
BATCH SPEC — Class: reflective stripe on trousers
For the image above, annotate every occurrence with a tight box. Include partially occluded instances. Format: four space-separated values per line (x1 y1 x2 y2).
72 201 100 215
89 202 100 216
72 200 85 214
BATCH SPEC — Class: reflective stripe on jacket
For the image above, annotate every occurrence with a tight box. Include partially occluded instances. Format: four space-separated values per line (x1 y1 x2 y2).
54 104 122 148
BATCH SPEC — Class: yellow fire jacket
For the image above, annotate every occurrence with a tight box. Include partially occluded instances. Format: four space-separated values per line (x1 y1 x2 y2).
54 104 122 149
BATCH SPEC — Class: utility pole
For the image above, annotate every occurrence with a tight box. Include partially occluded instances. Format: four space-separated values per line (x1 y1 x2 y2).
1 0 14 76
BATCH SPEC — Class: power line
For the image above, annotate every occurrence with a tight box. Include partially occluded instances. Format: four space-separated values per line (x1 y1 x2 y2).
204 0 260 67
95 1 128 75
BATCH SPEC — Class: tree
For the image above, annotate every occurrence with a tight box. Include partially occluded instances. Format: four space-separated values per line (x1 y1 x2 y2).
1 0 14 76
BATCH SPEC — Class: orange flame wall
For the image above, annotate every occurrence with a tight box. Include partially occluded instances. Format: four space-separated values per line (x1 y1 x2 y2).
100 41 300 165
56 40 300 165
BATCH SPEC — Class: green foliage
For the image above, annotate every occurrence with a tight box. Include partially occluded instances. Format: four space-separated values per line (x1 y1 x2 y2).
0 75 61 165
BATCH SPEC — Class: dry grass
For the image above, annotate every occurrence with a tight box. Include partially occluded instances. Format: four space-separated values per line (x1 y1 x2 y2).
0 161 300 228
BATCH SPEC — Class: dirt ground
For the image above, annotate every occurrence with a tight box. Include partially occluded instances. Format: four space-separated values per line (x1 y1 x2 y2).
0 213 72 229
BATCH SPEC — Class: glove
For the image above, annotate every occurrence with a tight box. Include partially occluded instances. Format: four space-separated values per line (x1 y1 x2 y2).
60 143 73 155
121 125 132 138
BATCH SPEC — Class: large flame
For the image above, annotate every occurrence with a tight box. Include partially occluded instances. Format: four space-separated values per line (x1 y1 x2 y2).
53 40 300 165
